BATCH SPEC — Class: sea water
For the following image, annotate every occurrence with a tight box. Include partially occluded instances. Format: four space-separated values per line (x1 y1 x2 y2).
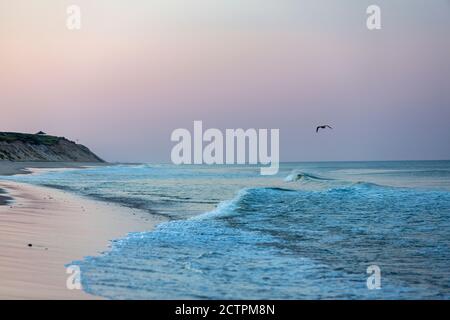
3 161 450 299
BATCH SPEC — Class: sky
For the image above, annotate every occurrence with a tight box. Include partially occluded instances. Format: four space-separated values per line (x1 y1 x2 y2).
1 0 449 162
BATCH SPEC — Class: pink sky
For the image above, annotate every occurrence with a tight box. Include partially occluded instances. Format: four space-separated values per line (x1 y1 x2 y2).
1 0 450 162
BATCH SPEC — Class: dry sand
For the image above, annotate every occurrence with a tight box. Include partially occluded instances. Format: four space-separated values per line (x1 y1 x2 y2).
0 179 165 299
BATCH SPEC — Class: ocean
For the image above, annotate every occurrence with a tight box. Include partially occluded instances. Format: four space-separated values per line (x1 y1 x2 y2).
3 161 450 299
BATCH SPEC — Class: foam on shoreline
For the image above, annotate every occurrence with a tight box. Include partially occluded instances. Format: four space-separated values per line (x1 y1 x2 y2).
0 180 165 299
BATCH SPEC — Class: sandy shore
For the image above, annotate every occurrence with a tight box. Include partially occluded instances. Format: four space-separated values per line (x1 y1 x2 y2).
0 179 165 299
0 161 108 176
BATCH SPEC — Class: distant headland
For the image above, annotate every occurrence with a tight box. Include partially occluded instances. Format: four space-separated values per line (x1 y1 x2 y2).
0 132 104 162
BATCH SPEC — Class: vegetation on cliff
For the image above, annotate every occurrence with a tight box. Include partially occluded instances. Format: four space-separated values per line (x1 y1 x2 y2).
0 132 104 162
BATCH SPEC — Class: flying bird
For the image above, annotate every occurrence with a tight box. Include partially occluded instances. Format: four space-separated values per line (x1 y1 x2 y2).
316 125 333 133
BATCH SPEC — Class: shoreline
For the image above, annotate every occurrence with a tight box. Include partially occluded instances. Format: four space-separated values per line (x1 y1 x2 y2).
0 161 109 176
0 162 165 299
0 186 12 205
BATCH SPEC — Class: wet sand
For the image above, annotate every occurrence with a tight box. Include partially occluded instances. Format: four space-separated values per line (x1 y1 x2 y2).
0 177 164 299
0 161 108 176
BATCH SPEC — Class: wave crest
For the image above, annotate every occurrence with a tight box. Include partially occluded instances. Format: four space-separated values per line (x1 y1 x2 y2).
284 170 330 182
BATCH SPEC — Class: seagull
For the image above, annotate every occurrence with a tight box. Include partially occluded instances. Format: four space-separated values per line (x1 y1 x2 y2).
316 125 333 133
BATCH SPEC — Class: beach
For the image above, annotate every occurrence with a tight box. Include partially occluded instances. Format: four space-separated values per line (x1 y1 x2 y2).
0 162 164 299
0 161 109 176
1 161 450 299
